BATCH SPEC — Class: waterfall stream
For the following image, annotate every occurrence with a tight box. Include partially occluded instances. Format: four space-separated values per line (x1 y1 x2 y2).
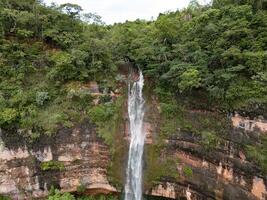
124 70 145 200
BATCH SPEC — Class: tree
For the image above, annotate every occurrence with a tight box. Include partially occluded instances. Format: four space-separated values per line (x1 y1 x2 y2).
59 3 82 19
178 68 202 93
82 13 104 25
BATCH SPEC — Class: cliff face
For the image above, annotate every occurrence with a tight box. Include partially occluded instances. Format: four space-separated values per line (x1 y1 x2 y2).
142 99 267 200
0 78 266 200
0 120 116 199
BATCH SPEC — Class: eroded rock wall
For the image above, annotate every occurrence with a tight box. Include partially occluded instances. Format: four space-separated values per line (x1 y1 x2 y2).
0 121 116 199
143 108 267 200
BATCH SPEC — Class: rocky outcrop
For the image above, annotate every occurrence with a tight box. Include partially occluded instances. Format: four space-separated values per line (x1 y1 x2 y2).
0 121 116 199
232 113 267 133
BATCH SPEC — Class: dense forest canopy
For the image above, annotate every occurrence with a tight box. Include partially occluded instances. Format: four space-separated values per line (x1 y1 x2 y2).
109 0 267 110
0 0 266 174
0 0 266 131
0 0 116 136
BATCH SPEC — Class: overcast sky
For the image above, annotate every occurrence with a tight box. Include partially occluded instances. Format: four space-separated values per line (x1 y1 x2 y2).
43 0 210 24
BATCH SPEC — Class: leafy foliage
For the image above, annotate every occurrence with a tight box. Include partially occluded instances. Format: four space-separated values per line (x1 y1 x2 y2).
1 0 266 134
246 135 267 174
108 0 267 111
183 166 193 177
76 184 86 194
0 108 18 125
200 131 218 150
47 190 118 200
77 195 118 200
87 96 124 146
87 104 114 124
36 91 50 106
0 0 267 186
0 195 11 200
0 0 115 139
48 190 75 200
40 161 65 171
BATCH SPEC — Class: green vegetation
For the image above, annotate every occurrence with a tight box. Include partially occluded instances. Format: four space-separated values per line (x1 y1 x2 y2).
105 94 127 189
0 0 267 192
200 131 219 150
144 144 179 189
77 196 118 200
41 160 65 171
1 0 266 139
109 0 267 111
87 95 124 146
48 190 75 200
76 184 86 194
0 195 11 200
157 85 227 147
0 0 116 140
47 190 118 200
1 1 266 136
88 104 114 125
183 166 193 177
246 135 267 174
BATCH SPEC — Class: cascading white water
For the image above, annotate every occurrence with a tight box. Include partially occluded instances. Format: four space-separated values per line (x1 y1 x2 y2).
124 70 145 200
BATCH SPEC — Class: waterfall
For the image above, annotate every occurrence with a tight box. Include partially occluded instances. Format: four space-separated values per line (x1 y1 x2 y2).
124 70 145 200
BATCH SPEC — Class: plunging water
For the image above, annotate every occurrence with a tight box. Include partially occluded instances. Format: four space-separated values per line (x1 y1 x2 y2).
124 70 145 200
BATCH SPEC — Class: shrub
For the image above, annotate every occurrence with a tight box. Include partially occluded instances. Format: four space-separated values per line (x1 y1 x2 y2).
200 131 218 150
77 195 118 200
87 104 114 124
99 95 112 104
36 91 50 106
0 108 18 125
0 94 6 109
17 29 34 38
246 136 267 174
37 105 70 136
77 184 86 193
40 161 65 171
178 68 202 93
48 190 75 200
160 103 178 118
183 166 193 177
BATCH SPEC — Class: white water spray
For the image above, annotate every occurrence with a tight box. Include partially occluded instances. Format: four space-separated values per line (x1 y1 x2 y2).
124 70 145 200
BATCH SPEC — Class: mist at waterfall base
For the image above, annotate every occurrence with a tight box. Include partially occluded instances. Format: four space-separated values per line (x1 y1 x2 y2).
124 70 145 200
